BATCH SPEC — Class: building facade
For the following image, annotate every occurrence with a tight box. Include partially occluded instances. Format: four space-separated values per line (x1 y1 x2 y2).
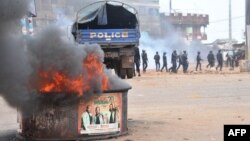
124 0 161 37
33 0 161 36
161 12 209 41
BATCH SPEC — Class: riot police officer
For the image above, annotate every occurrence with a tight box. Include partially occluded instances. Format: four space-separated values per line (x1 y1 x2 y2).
154 52 160 72
141 50 148 72
216 50 223 71
169 50 178 73
196 51 202 71
134 47 141 76
182 51 188 73
161 52 168 72
206 51 215 68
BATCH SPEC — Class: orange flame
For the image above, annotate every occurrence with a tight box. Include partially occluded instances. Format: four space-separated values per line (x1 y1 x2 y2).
39 72 84 95
39 54 109 95
83 54 109 91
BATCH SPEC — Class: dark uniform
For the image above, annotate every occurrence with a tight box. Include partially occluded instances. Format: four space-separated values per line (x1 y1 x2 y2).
226 53 231 67
231 53 236 69
169 50 178 73
182 51 188 73
216 50 223 71
154 52 160 72
134 47 141 76
196 52 202 71
161 52 168 72
141 50 148 72
206 51 215 68
176 54 183 71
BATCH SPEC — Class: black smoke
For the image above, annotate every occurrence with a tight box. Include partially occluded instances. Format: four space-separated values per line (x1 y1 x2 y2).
0 0 32 108
0 0 130 114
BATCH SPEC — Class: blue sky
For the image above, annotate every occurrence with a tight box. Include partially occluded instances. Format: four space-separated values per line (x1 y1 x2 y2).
159 0 245 43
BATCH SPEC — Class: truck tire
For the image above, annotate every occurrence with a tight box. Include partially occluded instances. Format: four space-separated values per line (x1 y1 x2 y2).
120 68 126 79
126 68 134 79
114 67 120 77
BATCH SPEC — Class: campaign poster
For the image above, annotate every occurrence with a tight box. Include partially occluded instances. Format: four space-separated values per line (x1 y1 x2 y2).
78 93 122 135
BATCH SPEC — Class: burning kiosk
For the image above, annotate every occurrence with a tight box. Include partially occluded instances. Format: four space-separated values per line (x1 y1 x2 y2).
18 88 131 140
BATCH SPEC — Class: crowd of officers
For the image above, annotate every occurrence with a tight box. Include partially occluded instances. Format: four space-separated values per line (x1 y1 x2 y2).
134 48 238 77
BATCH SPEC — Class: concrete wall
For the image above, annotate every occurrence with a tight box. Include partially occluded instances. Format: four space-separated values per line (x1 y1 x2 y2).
240 60 250 72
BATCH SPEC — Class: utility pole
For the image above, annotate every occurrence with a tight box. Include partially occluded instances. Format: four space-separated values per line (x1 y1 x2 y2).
241 0 250 72
229 0 232 41
169 0 172 13
246 0 250 60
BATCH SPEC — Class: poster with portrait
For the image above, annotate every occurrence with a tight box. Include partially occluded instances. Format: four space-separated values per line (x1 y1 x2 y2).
78 93 122 135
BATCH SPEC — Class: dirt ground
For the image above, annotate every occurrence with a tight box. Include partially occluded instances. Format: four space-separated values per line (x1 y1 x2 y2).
1 68 250 141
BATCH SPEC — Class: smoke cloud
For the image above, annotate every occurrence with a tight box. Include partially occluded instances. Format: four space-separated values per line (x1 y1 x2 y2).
27 26 84 79
0 0 32 108
139 23 219 69
0 0 130 114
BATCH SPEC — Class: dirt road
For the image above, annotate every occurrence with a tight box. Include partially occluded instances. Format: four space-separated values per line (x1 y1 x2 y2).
1 71 250 141
113 71 250 141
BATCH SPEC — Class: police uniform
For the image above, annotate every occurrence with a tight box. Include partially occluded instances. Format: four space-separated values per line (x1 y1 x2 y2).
154 53 160 71
216 50 223 71
134 47 141 76
142 50 148 72
161 53 168 72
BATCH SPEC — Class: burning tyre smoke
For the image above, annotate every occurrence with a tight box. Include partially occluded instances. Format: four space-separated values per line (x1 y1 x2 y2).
0 0 130 113
0 0 31 108
27 26 109 96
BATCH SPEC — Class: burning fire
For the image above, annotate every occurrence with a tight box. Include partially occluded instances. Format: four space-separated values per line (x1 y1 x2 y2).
39 72 84 95
83 54 109 91
39 54 109 95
